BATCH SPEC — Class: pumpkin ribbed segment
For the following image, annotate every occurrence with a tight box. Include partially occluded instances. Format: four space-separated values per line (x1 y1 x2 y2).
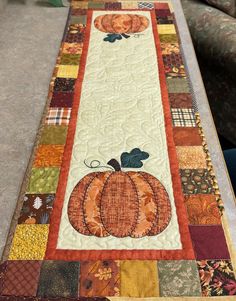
102 14 114 33
68 172 97 235
140 172 172 236
83 172 112 237
127 172 157 238
100 172 139 237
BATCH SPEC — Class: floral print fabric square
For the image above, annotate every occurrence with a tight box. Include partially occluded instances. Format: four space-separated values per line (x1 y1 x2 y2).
158 260 201 296
197 260 236 296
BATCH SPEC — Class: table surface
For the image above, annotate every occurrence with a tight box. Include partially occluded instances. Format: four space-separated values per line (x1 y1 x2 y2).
0 0 235 259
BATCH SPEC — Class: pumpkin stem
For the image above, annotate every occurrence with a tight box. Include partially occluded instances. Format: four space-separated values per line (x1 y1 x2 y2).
107 159 121 171
84 159 114 171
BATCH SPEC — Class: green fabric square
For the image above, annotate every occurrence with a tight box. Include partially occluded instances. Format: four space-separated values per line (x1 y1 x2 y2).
39 126 68 145
27 168 60 194
37 261 80 298
88 1 105 8
60 54 81 66
70 15 87 25
158 260 201 296
159 34 178 43
167 78 190 93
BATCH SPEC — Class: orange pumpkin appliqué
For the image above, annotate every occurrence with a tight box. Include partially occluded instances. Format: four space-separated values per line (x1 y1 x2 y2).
68 149 172 238
94 14 149 34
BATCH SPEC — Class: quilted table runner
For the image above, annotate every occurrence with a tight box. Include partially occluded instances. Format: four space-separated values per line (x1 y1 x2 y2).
1 0 236 300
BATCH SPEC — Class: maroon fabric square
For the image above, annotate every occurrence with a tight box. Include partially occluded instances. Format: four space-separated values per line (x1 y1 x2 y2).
155 9 172 18
189 225 230 260
50 92 74 108
2 261 42 296
105 2 122 10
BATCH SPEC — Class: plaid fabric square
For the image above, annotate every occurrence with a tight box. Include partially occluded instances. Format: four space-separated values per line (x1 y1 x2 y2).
138 2 154 9
46 108 71 125
2 261 42 296
171 108 196 127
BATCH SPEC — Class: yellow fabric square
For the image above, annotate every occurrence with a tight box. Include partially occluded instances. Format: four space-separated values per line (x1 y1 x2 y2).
158 24 176 35
8 225 49 260
121 1 138 9
57 65 79 79
71 1 88 9
120 260 159 297
176 146 207 169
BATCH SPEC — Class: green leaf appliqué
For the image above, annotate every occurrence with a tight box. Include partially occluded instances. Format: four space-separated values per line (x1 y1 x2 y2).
121 148 149 168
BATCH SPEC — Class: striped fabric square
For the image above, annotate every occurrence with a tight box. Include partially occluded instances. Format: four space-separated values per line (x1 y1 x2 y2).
171 108 196 127
45 108 71 125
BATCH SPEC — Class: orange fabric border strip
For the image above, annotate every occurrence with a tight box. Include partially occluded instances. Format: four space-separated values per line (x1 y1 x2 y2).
45 9 195 260
45 9 93 259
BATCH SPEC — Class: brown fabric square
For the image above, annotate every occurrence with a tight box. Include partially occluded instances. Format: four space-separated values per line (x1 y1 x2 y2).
173 128 202 146
80 260 120 297
71 8 87 16
18 194 55 224
2 261 42 296
0 261 7 295
169 93 193 108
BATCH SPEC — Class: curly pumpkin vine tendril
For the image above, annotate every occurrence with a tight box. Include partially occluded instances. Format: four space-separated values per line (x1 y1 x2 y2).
83 159 115 171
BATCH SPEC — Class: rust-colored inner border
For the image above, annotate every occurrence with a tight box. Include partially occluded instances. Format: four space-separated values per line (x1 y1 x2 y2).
45 9 195 260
